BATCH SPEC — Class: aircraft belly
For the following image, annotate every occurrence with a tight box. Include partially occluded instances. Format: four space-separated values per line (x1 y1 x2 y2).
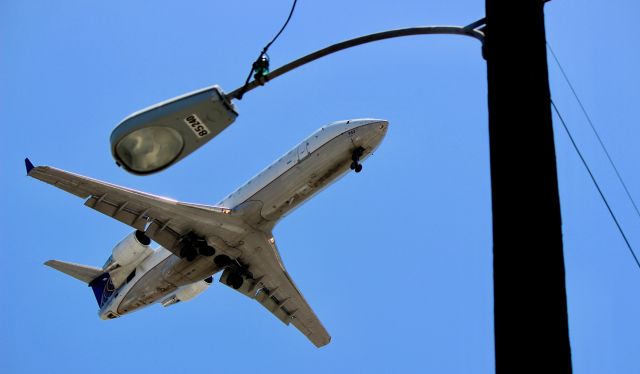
118 268 176 314
163 255 220 286
117 123 384 314
257 133 353 221
117 255 219 314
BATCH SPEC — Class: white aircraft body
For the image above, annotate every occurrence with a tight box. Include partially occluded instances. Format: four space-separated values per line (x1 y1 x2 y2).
27 118 388 347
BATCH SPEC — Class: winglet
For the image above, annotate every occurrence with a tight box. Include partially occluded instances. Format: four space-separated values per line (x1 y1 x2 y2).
24 158 35 174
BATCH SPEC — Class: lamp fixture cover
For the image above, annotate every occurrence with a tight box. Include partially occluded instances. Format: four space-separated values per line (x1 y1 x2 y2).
111 85 238 175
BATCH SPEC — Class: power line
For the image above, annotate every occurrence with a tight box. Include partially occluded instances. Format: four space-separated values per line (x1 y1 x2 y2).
263 0 298 52
547 42 640 222
226 25 484 100
551 100 640 271
237 0 298 99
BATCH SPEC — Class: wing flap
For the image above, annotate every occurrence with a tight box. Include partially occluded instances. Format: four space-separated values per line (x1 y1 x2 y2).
27 163 246 257
254 288 295 325
145 220 183 253
85 195 149 231
220 231 331 347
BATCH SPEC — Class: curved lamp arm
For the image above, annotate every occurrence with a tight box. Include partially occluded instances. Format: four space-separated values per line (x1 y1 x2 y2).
109 23 484 175
227 25 485 101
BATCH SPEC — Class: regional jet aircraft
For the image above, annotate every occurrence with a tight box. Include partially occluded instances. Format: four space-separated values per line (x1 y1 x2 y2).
26 118 388 347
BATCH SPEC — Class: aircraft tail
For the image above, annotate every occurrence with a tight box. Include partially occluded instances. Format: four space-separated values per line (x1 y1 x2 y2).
45 260 114 307
45 260 103 283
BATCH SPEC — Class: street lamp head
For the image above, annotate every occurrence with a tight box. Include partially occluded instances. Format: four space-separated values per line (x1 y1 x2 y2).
114 126 184 174
111 85 237 175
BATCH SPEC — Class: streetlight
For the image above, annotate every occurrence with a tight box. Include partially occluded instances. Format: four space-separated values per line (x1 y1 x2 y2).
110 85 237 175
109 25 483 175
107 8 572 372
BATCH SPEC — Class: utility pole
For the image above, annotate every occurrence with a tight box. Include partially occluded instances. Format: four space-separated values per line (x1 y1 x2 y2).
484 1 573 372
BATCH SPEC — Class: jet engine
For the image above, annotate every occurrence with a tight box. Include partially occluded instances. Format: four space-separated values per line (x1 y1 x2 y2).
110 230 152 268
160 277 213 307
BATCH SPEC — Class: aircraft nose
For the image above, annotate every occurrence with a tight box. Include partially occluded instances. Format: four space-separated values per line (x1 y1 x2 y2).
362 119 388 136
349 118 387 131
351 119 388 151
374 120 388 133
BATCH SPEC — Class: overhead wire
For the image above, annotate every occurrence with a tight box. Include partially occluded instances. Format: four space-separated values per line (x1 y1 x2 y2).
547 42 640 222
236 0 298 99
263 0 298 52
551 100 640 271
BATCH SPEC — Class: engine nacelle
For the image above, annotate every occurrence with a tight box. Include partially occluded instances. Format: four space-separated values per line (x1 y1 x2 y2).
160 277 212 307
111 230 152 267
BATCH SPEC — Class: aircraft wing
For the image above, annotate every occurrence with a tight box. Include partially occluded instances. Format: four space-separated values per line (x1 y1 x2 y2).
222 230 331 348
26 159 330 347
25 159 247 256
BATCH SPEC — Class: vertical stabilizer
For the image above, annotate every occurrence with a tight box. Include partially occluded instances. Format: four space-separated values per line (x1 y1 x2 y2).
88 273 116 307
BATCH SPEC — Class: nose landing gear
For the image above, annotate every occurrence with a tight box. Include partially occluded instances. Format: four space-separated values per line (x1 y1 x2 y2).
350 146 365 173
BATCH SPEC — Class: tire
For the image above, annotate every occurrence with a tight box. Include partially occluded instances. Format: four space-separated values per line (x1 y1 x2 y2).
214 255 232 267
232 275 244 289
181 245 197 261
226 272 244 289
185 251 197 262
198 245 216 257
355 164 363 173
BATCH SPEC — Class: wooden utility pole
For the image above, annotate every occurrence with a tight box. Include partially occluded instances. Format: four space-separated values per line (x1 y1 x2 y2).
484 1 573 372
208 2 572 369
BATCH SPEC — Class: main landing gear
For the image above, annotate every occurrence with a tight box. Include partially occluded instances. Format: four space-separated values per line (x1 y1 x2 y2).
350 146 365 173
179 233 216 262
179 235 248 290
215 254 251 290
225 271 244 290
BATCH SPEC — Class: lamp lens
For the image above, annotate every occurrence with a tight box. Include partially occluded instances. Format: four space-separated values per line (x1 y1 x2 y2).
115 127 184 173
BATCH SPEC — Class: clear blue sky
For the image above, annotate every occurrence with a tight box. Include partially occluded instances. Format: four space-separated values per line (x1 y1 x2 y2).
2 1 639 373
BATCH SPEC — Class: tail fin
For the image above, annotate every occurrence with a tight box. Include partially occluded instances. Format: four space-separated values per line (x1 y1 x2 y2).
45 260 114 307
88 272 116 307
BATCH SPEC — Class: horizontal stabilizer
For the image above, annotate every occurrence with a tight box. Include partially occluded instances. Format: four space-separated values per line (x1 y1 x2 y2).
45 260 104 284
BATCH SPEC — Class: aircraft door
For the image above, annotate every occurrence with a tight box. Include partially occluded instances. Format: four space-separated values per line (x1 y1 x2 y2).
297 142 309 161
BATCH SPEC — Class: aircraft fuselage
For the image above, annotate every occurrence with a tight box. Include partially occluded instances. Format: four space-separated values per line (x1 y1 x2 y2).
99 119 388 319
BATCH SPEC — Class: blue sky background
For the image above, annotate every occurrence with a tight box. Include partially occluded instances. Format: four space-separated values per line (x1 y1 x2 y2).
2 1 639 373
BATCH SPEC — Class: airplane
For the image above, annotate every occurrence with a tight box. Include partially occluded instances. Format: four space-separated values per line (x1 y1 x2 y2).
26 118 388 348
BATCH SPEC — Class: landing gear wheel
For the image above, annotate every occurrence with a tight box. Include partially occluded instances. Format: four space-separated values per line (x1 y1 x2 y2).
351 146 365 162
351 147 365 173
185 250 197 262
214 254 232 267
198 245 216 257
226 272 244 289
180 246 198 261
